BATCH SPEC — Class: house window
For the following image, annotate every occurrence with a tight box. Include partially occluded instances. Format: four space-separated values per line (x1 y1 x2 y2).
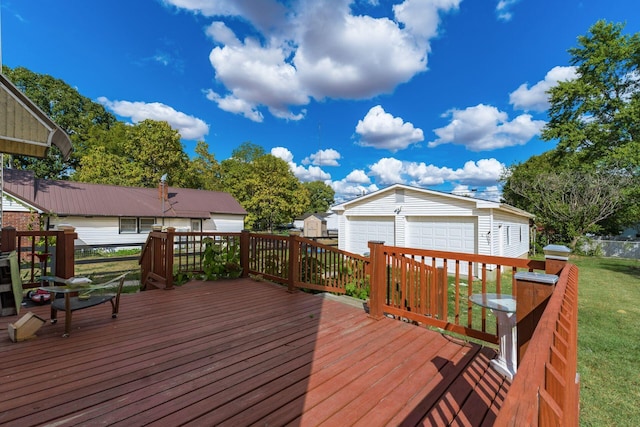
139 218 156 233
395 189 405 203
506 226 511 245
191 219 202 232
120 218 137 234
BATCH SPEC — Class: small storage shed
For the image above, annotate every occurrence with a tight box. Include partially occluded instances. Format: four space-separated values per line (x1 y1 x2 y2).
332 184 533 260
303 214 327 238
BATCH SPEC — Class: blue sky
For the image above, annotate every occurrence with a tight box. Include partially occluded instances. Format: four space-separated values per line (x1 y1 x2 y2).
2 0 639 203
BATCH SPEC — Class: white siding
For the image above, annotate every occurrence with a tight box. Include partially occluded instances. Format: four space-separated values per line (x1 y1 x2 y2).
2 194 33 213
491 211 529 258
51 217 147 246
476 212 493 257
401 189 476 217
51 216 191 246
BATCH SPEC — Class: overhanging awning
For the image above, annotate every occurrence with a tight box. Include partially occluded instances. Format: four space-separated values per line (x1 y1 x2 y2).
0 73 72 160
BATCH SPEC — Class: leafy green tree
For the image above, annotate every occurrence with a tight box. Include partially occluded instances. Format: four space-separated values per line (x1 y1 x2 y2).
244 155 309 231
2 65 117 178
182 141 223 191
503 161 629 246
302 181 335 213
124 119 191 188
229 141 265 163
75 119 191 187
505 21 640 244
543 21 640 174
221 147 308 230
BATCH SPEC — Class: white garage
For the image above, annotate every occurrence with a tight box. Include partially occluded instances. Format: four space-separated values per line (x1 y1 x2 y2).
332 184 533 261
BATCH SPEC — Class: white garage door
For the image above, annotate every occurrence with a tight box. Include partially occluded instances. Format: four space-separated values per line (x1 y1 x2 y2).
347 217 395 255
407 217 476 253
407 217 476 275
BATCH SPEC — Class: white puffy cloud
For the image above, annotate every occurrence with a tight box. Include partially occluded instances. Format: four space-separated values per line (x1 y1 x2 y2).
330 158 505 203
302 149 341 166
330 168 376 203
369 157 406 184
345 169 371 184
355 105 424 152
428 104 545 151
451 158 505 185
271 146 331 182
164 0 461 121
97 97 209 140
368 156 505 187
270 146 294 163
496 0 521 21
510 66 578 112
292 165 332 182
394 0 462 40
206 27 308 121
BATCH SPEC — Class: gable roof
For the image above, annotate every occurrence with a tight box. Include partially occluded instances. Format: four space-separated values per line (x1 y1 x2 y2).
2 169 246 219
0 73 72 160
332 183 533 218
295 212 331 221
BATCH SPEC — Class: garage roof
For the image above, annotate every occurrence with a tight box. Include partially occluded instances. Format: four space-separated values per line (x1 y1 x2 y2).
332 183 534 218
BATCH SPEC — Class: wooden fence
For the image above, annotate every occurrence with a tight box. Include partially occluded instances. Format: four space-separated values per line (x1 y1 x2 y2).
495 263 580 426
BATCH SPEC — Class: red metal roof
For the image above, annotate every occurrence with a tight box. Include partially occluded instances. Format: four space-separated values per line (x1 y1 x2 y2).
2 169 246 219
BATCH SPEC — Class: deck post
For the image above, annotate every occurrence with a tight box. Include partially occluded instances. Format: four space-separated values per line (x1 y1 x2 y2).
368 241 386 320
515 245 569 362
1 227 17 252
54 226 77 279
164 227 175 290
287 234 299 293
543 244 571 275
240 230 250 278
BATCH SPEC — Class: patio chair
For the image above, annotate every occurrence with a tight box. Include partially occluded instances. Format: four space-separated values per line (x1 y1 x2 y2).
50 272 129 327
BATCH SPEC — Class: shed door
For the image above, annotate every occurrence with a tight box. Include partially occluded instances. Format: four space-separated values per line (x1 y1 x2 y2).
347 217 395 255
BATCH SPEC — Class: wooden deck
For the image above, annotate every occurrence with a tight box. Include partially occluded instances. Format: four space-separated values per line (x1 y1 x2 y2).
0 278 510 426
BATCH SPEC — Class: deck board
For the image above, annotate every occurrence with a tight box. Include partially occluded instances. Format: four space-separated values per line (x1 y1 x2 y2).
0 278 510 426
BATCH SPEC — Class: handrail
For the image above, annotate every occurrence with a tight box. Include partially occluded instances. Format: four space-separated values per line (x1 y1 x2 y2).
368 242 548 343
0 227 77 286
495 263 580 426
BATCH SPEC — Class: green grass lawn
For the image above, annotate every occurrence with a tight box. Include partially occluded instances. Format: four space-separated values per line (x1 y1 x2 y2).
571 256 640 426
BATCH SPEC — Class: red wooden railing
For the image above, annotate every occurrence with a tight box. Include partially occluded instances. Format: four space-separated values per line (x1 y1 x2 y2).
141 229 245 290
496 263 580 426
0 226 77 286
367 241 547 344
246 233 369 294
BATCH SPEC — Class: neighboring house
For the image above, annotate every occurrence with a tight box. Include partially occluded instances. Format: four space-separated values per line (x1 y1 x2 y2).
332 184 533 268
2 169 246 246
